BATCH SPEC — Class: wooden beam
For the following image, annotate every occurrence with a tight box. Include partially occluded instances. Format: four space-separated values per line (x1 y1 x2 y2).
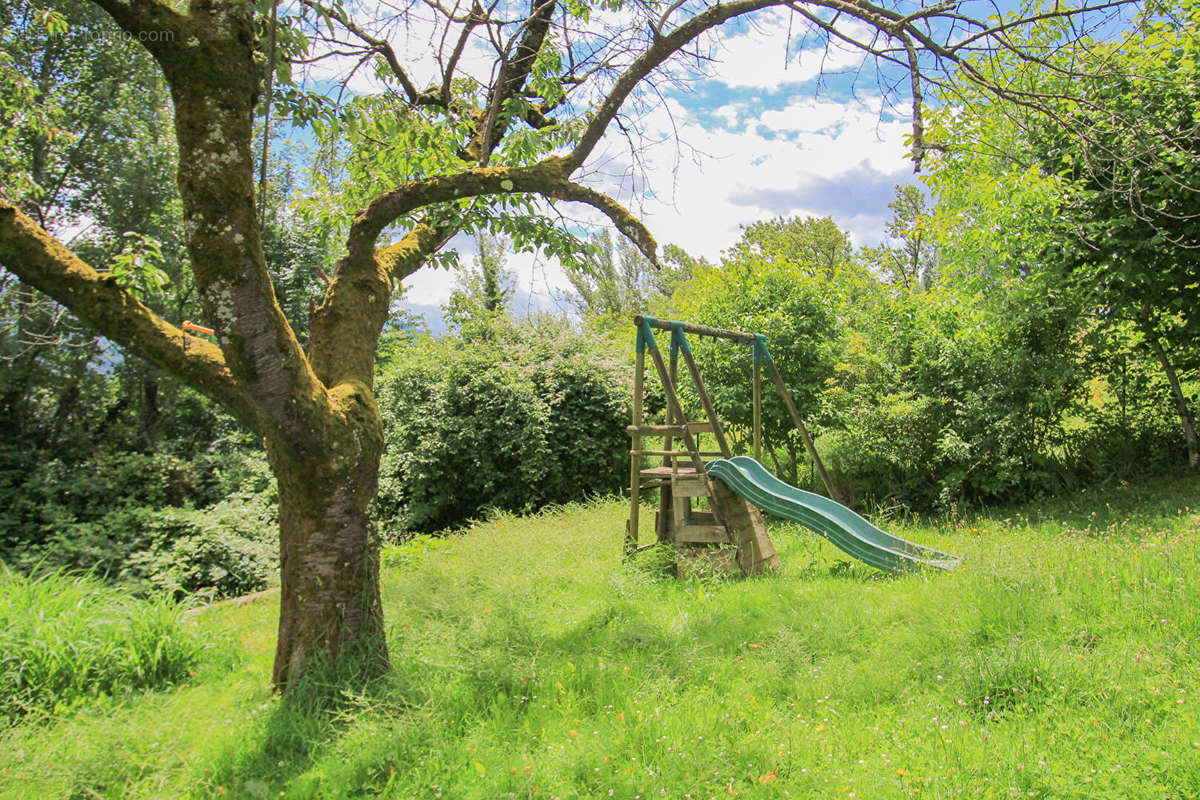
658 340 680 542
679 344 731 458
625 422 715 435
675 524 732 544
763 359 842 504
635 315 755 343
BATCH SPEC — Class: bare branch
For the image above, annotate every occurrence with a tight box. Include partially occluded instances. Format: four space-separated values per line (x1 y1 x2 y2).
298 0 442 107
565 0 783 172
441 5 484 105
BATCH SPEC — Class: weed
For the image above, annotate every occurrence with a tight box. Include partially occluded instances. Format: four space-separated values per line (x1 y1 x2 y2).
0 568 207 724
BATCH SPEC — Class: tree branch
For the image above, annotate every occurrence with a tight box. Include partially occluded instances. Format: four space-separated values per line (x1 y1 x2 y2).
91 0 334 449
298 0 443 107
0 202 255 426
565 0 783 172
349 159 657 264
473 0 557 163
87 0 186 52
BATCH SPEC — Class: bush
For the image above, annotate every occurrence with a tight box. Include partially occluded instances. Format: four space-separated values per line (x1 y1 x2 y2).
121 497 277 598
0 448 277 599
825 284 1082 510
0 448 274 553
30 496 277 599
0 569 206 723
375 316 627 534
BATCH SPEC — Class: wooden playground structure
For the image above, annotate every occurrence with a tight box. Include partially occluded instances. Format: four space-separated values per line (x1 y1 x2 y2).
625 315 840 578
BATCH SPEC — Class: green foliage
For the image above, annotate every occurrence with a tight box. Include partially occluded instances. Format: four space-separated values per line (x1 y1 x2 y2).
259 159 341 343
826 281 1083 509
442 232 515 334
0 449 277 598
670 220 849 481
726 215 855 274
923 5 1200 466
0 569 205 723
43 497 277 599
106 232 169 302
374 317 627 533
562 231 706 317
859 184 938 290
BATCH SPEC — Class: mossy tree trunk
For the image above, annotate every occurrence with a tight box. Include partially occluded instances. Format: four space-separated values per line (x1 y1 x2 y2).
267 400 388 687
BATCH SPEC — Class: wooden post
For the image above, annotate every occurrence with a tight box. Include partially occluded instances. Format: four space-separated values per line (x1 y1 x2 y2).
679 345 731 458
626 346 644 555
752 360 762 462
658 342 681 541
764 359 843 504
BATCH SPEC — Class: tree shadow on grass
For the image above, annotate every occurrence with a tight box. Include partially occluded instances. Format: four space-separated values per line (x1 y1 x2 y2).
204 639 409 800
201 554 915 798
989 470 1200 538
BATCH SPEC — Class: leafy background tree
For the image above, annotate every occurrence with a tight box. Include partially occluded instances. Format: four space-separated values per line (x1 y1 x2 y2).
924 0 1200 471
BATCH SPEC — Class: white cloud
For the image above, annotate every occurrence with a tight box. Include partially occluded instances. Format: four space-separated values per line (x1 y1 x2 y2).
706 10 872 90
587 91 912 261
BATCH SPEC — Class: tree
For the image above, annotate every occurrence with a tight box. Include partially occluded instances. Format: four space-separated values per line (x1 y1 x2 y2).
727 215 853 275
0 0 192 459
860 184 937 290
563 231 704 317
924 2 1200 467
672 254 843 485
671 216 862 483
0 0 1149 689
443 232 516 333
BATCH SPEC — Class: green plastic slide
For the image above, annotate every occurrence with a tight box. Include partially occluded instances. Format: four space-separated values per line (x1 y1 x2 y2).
706 456 959 573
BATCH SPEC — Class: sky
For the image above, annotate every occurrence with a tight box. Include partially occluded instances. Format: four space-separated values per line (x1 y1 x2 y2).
303 5 924 328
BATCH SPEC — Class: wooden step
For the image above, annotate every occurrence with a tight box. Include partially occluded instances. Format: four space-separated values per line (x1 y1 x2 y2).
675 524 731 544
638 466 711 498
626 422 717 436
639 465 701 478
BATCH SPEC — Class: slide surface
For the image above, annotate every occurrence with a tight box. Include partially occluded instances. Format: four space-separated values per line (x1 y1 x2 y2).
706 456 959 573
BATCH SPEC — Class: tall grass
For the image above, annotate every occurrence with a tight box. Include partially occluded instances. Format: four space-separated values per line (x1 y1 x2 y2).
1 473 1198 798
0 568 205 723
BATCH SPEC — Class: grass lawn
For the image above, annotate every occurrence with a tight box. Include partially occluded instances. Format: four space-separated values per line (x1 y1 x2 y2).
2 473 1199 799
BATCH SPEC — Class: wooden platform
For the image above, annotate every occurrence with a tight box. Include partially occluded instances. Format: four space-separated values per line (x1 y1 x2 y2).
639 465 701 478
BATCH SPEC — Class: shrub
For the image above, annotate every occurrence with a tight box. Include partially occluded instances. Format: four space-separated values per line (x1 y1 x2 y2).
120 497 278 598
29 495 278 599
825 284 1082 510
375 316 627 534
0 448 274 554
0 569 206 723
0 447 277 599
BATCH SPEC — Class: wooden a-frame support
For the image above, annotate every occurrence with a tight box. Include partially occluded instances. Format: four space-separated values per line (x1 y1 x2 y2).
625 316 841 577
